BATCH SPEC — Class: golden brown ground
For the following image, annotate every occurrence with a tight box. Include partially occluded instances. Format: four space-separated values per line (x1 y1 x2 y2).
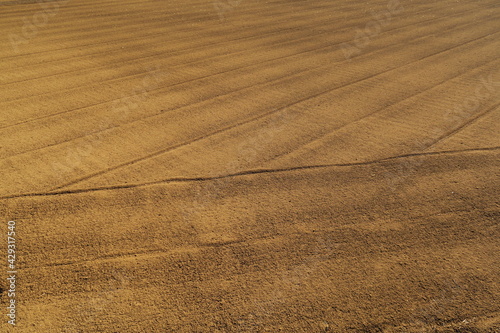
1 0 499 331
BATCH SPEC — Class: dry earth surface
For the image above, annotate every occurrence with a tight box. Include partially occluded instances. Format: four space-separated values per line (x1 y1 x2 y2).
0 0 499 332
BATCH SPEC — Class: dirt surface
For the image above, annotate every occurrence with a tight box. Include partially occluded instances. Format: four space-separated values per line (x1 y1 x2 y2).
1 0 499 332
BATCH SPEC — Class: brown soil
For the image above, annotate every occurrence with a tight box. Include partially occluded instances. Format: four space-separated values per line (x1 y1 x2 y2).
1 0 499 331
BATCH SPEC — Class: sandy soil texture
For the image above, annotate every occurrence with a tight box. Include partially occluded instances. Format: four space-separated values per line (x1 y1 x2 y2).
1 0 499 331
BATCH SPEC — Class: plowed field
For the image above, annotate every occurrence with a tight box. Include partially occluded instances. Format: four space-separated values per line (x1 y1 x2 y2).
1 0 499 331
